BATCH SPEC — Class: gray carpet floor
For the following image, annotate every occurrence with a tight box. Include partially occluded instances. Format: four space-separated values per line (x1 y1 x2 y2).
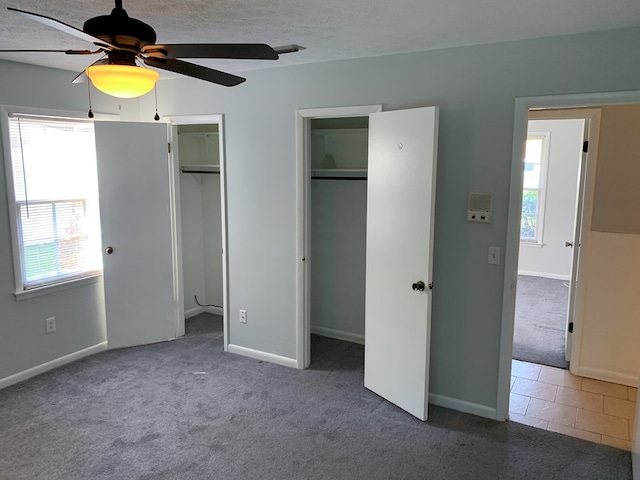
513 275 570 369
0 313 631 479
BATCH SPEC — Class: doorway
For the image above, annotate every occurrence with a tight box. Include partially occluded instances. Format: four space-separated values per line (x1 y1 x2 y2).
512 113 587 370
498 92 640 424
168 114 230 350
295 105 382 368
308 116 370 347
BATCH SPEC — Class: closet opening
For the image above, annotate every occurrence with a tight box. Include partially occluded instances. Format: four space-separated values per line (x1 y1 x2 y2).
172 115 229 349
308 116 369 362
309 117 369 348
295 105 381 368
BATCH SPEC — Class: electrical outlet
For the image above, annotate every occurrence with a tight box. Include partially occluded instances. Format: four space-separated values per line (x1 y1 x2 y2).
239 310 247 324
45 317 56 334
488 246 500 265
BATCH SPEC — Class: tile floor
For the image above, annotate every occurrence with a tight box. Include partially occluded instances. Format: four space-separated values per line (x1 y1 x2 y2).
510 359 637 451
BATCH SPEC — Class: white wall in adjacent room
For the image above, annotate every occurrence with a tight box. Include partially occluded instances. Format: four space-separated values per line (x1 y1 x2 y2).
518 118 584 280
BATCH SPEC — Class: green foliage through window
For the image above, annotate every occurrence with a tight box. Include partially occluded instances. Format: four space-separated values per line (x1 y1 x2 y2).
521 189 538 240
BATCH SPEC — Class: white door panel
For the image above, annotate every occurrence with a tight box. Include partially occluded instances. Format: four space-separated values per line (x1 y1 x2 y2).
364 107 438 421
95 121 179 349
565 133 588 362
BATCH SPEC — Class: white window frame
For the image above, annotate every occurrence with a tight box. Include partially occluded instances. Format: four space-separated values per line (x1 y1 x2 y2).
520 131 551 246
1 105 105 300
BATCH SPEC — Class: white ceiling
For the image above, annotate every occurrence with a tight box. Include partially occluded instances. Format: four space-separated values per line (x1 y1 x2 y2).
0 0 639 79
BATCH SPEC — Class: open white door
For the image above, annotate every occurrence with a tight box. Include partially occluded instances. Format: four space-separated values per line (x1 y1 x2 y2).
364 107 438 421
95 121 180 349
564 142 588 361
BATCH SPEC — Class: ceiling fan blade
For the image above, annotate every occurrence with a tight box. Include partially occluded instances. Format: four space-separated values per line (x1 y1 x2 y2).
72 57 108 84
0 48 102 55
7 7 117 49
143 43 278 60
274 44 305 55
143 57 246 87
72 71 88 84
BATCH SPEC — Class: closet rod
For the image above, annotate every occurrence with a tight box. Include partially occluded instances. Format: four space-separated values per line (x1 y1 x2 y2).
311 176 367 181
180 165 220 174
181 169 220 174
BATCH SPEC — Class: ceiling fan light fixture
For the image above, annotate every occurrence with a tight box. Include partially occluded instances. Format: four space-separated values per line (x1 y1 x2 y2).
86 64 159 98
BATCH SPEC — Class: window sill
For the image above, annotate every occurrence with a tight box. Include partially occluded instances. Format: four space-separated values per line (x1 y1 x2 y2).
14 274 103 302
520 242 544 248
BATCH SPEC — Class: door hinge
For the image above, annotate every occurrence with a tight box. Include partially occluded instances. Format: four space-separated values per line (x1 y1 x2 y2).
568 322 574 333
582 141 589 153
168 142 172 154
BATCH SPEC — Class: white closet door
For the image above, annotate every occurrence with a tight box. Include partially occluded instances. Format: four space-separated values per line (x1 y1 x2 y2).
95 121 179 349
364 107 439 421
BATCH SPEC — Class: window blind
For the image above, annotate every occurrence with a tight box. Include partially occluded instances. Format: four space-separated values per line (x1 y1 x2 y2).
8 114 102 289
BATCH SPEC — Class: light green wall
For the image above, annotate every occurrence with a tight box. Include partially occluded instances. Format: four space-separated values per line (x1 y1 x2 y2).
146 27 640 410
311 179 368 340
2 26 640 412
0 61 127 380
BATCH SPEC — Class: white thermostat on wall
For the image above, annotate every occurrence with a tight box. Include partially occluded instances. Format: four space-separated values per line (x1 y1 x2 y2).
467 192 493 223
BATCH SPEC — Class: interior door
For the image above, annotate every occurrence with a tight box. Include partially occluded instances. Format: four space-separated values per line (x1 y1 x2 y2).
364 106 439 421
565 126 589 362
95 121 180 349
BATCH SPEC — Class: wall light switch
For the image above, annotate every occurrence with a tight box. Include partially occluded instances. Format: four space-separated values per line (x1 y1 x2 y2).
488 246 500 265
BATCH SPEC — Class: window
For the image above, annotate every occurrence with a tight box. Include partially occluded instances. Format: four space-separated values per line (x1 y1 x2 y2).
3 111 102 292
521 132 550 244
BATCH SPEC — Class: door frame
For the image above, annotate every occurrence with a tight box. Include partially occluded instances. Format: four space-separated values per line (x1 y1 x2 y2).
166 114 230 350
295 105 382 369
497 91 640 421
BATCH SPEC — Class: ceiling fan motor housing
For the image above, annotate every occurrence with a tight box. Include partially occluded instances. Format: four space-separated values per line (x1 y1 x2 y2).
83 3 156 50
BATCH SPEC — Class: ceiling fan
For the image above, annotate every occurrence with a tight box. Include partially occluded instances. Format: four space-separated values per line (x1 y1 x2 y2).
1 1 299 97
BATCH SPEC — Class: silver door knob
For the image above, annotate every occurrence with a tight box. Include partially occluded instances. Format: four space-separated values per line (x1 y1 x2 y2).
412 281 425 292
104 246 114 254
565 242 573 248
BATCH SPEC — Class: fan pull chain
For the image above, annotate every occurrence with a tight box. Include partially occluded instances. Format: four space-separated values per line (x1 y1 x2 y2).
87 81 94 118
153 84 160 121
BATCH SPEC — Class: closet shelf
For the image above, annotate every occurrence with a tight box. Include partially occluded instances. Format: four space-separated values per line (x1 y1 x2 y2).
311 169 367 180
179 132 218 138
181 165 220 174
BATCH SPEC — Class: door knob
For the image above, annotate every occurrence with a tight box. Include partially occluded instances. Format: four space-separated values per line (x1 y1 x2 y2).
565 242 573 248
104 246 114 254
412 281 425 292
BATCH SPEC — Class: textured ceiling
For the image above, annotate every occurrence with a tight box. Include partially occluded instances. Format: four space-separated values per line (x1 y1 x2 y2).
0 0 639 79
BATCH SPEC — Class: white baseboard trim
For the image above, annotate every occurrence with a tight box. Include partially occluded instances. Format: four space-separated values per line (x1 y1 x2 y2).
572 366 638 388
205 306 224 316
518 271 570 281
429 393 498 420
311 326 364 345
0 342 108 390
184 306 205 319
184 306 223 319
227 344 298 369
